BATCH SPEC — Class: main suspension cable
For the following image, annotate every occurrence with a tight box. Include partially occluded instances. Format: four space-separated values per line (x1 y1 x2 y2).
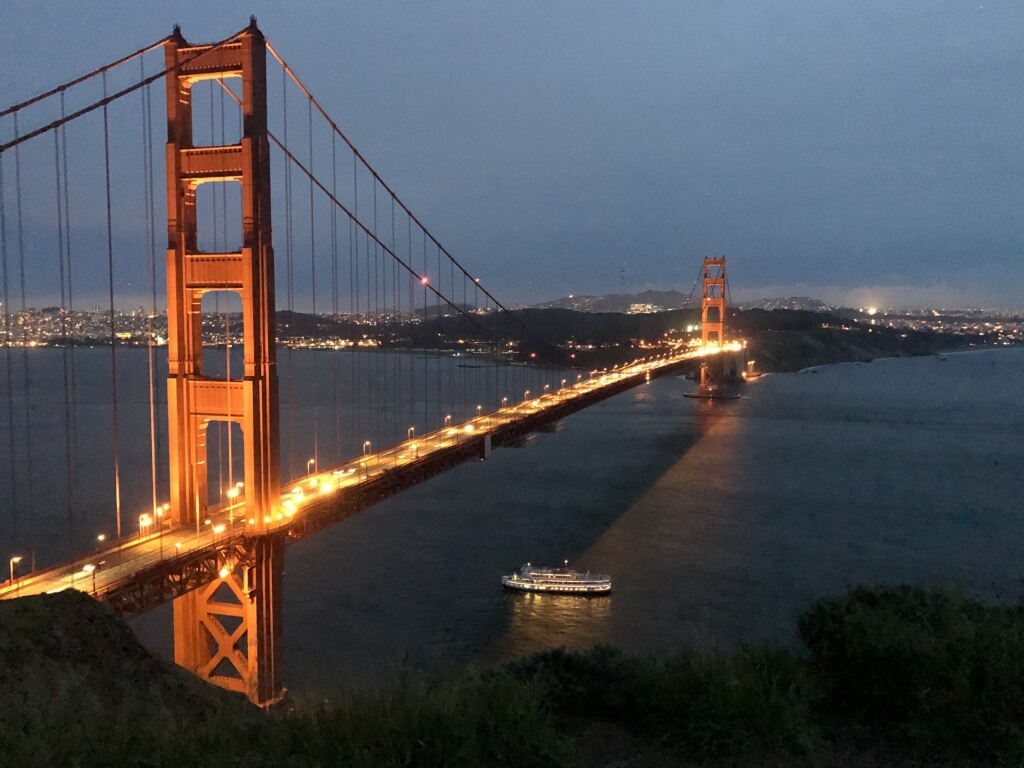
0 36 169 119
0 27 249 153
265 41 566 362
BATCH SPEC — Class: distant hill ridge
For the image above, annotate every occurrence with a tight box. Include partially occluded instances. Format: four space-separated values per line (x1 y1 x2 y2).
531 291 829 313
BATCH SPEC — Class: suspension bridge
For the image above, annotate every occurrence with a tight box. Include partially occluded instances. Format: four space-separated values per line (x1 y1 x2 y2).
0 20 741 705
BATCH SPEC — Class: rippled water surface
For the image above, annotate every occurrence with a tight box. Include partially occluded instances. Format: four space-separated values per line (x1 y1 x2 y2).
278 348 1024 693
5 347 1023 694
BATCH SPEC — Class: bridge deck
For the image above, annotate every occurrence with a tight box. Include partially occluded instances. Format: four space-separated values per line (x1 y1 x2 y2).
0 347 727 612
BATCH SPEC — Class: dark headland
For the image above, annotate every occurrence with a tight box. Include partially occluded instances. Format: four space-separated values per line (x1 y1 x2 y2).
3 587 1024 767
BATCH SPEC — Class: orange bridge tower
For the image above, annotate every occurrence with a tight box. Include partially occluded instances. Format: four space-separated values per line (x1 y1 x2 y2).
164 20 283 706
698 256 727 396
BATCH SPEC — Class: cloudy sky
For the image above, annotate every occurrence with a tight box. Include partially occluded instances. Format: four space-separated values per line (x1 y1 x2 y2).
2 1 1022 309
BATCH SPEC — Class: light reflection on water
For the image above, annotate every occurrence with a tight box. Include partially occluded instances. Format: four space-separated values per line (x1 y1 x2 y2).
493 590 614 661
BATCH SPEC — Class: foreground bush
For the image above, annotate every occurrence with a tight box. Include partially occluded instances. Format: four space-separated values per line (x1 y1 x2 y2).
6 587 1024 765
504 644 820 758
799 584 1024 762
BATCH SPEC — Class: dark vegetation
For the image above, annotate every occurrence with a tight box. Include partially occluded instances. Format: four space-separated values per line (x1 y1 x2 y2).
273 306 992 371
3 586 1024 767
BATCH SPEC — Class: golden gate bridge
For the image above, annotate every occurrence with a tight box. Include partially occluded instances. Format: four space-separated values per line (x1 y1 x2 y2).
0 19 740 705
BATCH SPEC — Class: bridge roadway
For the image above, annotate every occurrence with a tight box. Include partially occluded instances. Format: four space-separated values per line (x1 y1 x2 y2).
0 345 728 613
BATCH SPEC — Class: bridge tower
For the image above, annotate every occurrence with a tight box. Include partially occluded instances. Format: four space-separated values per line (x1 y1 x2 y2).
698 256 727 395
164 21 283 706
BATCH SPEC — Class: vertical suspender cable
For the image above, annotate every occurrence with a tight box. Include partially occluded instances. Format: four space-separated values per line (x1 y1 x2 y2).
101 73 123 548
283 69 296 479
348 191 356 452
13 114 34 547
403 217 411 436
142 59 159 532
0 153 18 540
436 243 442 425
143 81 159 497
60 93 80 536
331 132 339 463
308 98 318 470
422 229 428 428
372 178 382 445
392 196 399 443
54 119 74 552
352 154 361 446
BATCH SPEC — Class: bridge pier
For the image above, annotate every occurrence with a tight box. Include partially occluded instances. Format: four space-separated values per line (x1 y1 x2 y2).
173 534 284 706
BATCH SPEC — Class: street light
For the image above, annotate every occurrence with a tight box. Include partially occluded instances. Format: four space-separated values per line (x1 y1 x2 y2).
307 457 316 475
363 440 371 456
408 426 415 440
96 533 107 553
501 396 508 409
9 556 22 588
154 506 166 557
139 513 153 539
83 563 96 594
226 486 240 527
444 414 451 427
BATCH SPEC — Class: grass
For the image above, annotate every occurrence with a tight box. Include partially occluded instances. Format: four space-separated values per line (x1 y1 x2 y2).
3 586 1024 766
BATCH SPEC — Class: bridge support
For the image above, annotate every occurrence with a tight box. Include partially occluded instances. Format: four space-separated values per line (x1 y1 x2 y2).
699 256 726 395
173 535 284 704
687 256 741 399
164 21 283 706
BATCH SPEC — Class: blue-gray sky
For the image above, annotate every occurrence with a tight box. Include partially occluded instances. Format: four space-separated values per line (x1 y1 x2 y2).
2 1 1022 309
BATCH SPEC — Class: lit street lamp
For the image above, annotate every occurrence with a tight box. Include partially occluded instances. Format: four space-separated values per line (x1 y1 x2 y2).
96 533 107 553
444 414 451 428
154 506 166 556
83 564 96 594
408 426 415 440
307 457 316 475
9 555 22 590
138 514 153 539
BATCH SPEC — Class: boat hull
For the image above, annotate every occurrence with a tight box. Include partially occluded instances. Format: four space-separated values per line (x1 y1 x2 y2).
501 576 611 595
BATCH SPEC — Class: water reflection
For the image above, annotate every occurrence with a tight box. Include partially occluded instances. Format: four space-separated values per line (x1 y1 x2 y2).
497 590 613 660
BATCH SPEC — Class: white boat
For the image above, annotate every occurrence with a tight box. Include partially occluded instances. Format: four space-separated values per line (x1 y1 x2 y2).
501 561 611 595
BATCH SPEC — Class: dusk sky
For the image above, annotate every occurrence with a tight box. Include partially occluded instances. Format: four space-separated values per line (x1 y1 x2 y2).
2 1 1022 309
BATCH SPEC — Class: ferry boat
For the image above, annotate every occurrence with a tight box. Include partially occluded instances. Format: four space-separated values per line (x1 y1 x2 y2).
502 561 611 595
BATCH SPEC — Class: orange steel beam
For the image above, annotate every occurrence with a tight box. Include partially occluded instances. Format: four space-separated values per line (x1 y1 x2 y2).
164 19 283 707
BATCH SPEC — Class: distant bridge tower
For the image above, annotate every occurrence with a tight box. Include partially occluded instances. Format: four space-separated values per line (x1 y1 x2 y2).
699 256 727 396
164 20 283 706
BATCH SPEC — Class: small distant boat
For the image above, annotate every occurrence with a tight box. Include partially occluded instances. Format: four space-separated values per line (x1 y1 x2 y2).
502 561 611 595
